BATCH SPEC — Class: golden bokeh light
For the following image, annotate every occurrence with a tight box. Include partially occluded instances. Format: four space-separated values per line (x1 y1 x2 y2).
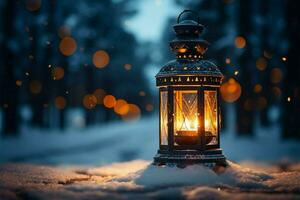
58 26 71 39
93 50 110 68
55 96 67 109
287 96 291 102
282 57 287 62
225 58 231 64
256 57 267 71
25 0 41 11
52 67 65 80
122 104 141 121
145 104 154 112
29 80 42 94
83 94 97 109
59 37 77 56
124 64 132 71
272 86 282 98
139 90 146 96
257 97 267 110
93 88 106 104
253 84 262 93
220 78 242 103
243 99 254 111
234 36 246 48
16 80 22 87
270 68 282 84
103 95 116 108
263 51 273 59
114 99 129 115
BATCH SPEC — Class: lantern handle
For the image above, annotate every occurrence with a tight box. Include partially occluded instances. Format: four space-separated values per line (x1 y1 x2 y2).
177 10 200 24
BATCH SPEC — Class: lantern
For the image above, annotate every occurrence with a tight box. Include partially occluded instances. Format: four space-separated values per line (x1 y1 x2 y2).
154 10 227 167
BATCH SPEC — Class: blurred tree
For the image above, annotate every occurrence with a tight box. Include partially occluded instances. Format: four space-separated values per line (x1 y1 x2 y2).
0 0 20 135
282 0 300 138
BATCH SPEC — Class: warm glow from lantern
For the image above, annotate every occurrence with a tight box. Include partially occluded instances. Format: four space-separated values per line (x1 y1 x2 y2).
178 118 198 131
178 48 187 53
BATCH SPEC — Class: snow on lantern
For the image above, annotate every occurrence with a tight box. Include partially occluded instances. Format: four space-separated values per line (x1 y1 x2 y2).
154 10 227 167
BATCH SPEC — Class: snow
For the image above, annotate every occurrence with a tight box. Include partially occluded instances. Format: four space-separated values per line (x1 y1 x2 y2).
1 115 300 199
0 116 299 165
0 160 300 199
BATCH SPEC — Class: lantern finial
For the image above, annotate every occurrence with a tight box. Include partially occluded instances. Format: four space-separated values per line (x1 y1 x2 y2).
170 10 209 59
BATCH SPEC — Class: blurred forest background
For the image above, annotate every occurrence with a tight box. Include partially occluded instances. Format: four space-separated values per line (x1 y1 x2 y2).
0 0 300 141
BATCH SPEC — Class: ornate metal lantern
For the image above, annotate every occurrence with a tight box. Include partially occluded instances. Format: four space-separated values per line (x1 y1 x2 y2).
154 10 226 167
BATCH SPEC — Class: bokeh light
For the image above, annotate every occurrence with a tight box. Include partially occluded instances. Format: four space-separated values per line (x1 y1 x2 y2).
220 78 242 103
243 99 254 111
51 67 65 80
122 104 141 121
253 84 262 93
103 95 116 108
145 104 154 112
124 64 132 71
225 58 231 64
29 80 42 94
272 86 282 98
139 90 146 96
114 99 129 115
93 88 106 104
54 96 67 109
256 57 267 71
93 50 110 68
282 57 287 62
16 80 22 87
25 0 41 11
257 97 267 110
59 37 77 56
58 26 71 39
83 94 97 109
263 51 273 59
270 68 283 84
234 36 246 48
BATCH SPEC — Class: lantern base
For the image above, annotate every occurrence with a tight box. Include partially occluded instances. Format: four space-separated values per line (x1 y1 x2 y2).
153 148 227 167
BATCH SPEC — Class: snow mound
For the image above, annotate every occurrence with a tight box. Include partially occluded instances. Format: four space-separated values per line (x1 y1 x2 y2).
1 160 300 199
87 160 300 194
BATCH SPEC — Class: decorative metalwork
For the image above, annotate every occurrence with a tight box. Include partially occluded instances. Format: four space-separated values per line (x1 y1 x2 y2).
154 10 227 167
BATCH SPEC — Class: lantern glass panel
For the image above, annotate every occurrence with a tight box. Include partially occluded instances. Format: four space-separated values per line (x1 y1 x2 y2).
160 91 168 145
204 90 218 145
173 90 198 146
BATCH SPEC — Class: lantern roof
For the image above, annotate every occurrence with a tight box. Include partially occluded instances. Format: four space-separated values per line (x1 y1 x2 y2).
156 10 223 79
156 59 223 77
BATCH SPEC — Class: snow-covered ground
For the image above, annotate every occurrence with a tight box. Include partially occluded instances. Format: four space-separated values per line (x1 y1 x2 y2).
0 116 299 165
0 160 300 199
1 115 300 199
